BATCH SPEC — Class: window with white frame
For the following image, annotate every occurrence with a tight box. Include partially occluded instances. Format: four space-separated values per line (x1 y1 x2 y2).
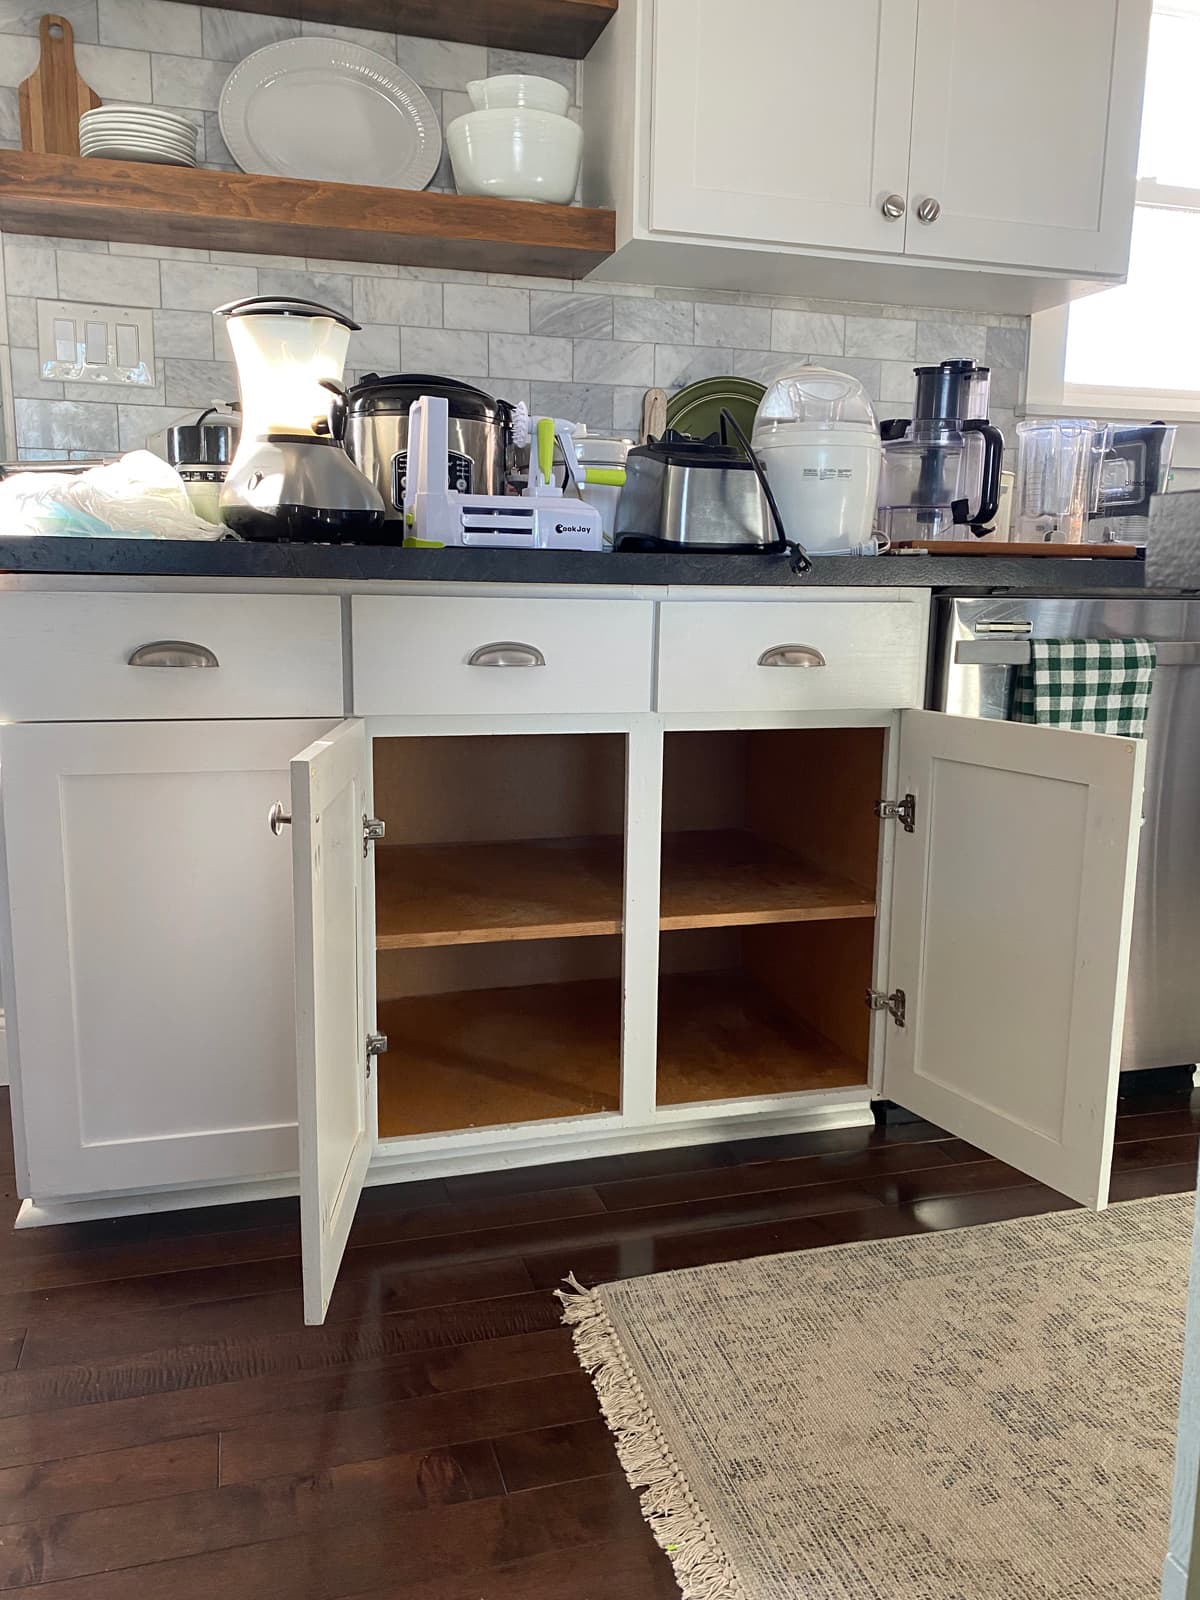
1028 0 1200 420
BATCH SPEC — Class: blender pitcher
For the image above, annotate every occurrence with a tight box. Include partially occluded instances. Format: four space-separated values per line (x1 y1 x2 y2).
1014 419 1109 543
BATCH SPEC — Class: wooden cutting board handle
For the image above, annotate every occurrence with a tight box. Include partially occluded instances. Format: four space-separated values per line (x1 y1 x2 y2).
19 14 102 156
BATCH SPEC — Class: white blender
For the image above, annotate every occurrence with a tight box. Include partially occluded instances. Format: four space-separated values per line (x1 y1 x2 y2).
216 296 385 543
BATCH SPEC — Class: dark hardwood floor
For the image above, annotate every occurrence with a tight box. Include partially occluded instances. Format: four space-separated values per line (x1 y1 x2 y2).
0 1083 1194 1597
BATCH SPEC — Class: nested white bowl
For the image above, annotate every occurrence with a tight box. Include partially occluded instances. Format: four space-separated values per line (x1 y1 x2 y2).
466 74 571 115
447 108 582 204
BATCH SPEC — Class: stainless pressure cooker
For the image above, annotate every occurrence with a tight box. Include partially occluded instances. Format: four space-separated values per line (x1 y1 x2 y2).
345 374 514 523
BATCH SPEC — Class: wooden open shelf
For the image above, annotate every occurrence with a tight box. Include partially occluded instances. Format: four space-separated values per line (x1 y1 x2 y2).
377 978 621 1137
0 151 615 279
373 829 876 950
189 0 616 57
375 967 866 1138
656 971 867 1107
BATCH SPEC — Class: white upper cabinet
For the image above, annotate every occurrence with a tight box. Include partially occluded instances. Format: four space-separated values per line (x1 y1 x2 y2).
584 0 1152 309
882 712 1146 1209
649 0 918 254
907 0 1149 275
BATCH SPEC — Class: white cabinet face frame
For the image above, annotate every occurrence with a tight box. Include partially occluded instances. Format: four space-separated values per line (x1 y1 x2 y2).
648 0 920 254
906 0 1151 274
2 719 335 1201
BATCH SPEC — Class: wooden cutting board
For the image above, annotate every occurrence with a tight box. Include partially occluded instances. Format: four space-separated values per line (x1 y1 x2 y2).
889 539 1141 559
19 14 101 157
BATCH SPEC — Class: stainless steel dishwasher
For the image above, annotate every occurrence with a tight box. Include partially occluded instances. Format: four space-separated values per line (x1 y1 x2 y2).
932 593 1200 1074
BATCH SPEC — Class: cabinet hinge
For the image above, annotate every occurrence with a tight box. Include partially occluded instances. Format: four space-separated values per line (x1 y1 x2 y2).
866 988 907 1028
875 793 916 833
363 815 386 856
365 1032 388 1079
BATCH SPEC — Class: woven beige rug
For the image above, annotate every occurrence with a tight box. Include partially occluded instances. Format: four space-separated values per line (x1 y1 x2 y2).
560 1194 1194 1600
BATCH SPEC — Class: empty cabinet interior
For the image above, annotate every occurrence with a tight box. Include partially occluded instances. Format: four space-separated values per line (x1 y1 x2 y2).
372 733 627 1137
370 726 885 1139
656 727 884 1106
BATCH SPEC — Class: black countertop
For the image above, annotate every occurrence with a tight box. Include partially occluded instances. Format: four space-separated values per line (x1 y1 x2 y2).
0 536 1154 592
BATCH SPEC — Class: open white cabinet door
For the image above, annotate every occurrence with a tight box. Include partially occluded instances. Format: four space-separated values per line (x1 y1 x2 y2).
291 719 373 1325
883 711 1146 1209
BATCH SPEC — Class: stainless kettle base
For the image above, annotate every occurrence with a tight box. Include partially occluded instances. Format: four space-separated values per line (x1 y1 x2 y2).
615 533 784 555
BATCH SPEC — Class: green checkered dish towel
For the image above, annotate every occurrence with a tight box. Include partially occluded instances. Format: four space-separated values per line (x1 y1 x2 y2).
1012 638 1157 736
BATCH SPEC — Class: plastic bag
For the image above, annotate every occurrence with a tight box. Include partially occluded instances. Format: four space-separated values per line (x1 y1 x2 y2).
0 451 228 539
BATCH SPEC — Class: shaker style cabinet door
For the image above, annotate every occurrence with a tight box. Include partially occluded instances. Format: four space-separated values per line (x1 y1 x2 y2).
1 720 334 1201
906 0 1151 274
287 719 374 1326
882 711 1146 1209
649 0 919 253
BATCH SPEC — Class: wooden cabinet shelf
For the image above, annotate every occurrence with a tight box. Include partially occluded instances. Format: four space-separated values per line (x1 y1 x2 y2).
375 967 866 1138
657 972 867 1107
373 830 876 950
661 831 876 931
375 836 622 947
377 978 621 1136
191 0 616 57
0 151 615 279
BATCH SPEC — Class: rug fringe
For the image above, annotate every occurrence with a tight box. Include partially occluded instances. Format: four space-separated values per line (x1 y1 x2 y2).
557 1276 747 1600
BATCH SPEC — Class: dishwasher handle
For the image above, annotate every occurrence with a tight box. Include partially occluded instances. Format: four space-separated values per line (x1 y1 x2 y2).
955 640 1200 666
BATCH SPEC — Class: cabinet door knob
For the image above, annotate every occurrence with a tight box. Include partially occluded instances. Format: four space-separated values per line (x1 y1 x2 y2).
881 193 906 219
127 640 219 669
268 802 292 836
758 644 827 669
467 641 546 668
916 197 941 224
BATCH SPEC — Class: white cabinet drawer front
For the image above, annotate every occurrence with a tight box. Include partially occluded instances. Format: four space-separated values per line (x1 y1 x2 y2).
352 596 655 715
0 593 344 721
657 600 927 713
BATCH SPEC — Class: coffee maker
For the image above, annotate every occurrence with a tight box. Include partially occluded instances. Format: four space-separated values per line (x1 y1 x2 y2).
877 359 1005 540
216 296 386 543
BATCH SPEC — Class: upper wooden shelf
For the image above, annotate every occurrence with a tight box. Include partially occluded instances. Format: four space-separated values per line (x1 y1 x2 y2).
190 0 617 57
0 151 615 279
374 830 877 950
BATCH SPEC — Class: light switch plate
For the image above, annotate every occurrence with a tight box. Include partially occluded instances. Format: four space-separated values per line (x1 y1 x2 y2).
36 301 156 387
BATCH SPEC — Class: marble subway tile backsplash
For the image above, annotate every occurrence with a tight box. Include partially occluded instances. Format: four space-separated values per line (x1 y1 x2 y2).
0 232 1030 455
0 1 1029 459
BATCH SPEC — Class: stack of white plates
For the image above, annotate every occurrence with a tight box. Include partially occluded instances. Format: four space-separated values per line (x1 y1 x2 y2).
80 104 199 167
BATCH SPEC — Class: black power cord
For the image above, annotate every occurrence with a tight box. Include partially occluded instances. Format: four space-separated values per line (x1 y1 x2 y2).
719 408 812 575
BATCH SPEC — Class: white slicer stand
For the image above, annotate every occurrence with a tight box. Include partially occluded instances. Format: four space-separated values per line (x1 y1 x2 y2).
401 393 604 550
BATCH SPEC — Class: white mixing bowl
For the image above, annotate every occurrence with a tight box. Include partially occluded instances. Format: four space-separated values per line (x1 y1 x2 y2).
447 108 583 204
466 74 571 116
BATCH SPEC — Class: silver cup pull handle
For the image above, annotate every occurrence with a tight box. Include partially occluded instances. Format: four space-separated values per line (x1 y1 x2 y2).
128 640 219 669
758 645 827 669
467 642 546 668
268 802 292 836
